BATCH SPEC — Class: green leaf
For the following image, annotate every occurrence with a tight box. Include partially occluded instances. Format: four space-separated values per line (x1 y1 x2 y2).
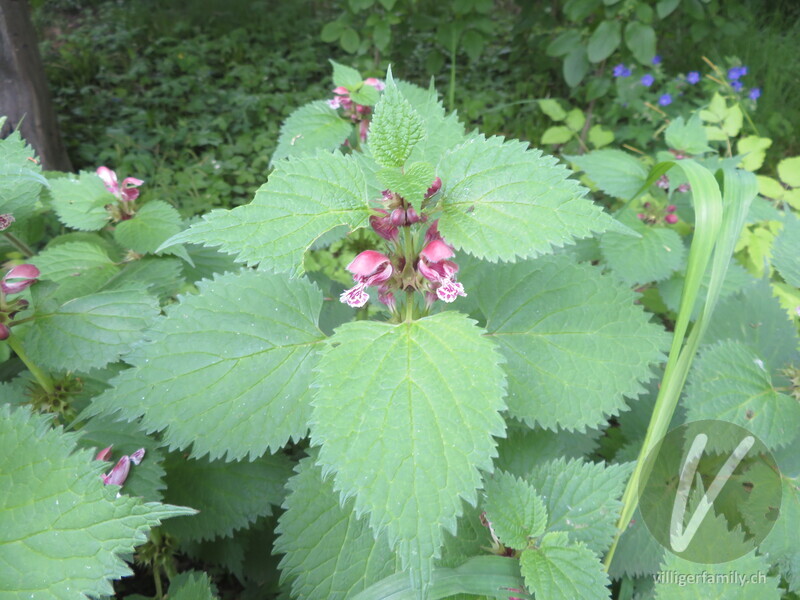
657 261 752 320
311 311 507 589
0 404 193 600
654 550 781 599
778 155 800 187
399 81 467 166
483 471 548 550
275 457 398 599
376 161 436 207
85 270 325 461
162 152 371 276
608 507 664 578
737 135 772 172
320 20 344 43
666 114 713 154
772 213 800 287
495 426 601 476
113 201 183 254
600 218 686 285
437 136 619 262
24 288 159 372
100 256 184 302
547 30 582 57
272 101 352 164
519 532 610 600
461 254 669 431
49 171 114 231
624 21 656 64
760 474 800 592
656 0 680 18
350 82 381 106
704 280 799 372
563 45 590 87
368 77 426 168
587 20 621 63
565 109 586 132
541 125 573 145
168 571 219 600
566 149 648 199
34 241 119 302
0 129 44 223
539 99 567 121
161 452 292 541
330 60 363 89
684 340 800 450
529 458 632 554
340 28 361 53
588 124 614 148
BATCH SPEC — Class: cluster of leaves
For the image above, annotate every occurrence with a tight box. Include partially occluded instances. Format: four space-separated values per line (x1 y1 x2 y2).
4 45 800 600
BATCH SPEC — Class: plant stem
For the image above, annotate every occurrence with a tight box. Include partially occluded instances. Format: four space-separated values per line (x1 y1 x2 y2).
153 564 163 599
2 231 34 257
7 334 55 395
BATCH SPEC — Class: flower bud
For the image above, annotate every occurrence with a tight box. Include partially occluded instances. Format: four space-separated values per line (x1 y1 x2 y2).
1 264 40 295
129 448 146 465
665 214 679 224
95 446 113 461
0 323 9 341
424 177 442 199
102 455 131 486
370 210 399 241
390 208 406 227
666 204 677 213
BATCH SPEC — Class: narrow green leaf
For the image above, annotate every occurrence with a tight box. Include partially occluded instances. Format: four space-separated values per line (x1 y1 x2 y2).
24 288 159 372
85 269 325 461
437 136 619 262
161 152 371 276
461 254 669 431
483 471 548 550
0 405 193 600
275 457 398 599
312 312 507 590
368 78 426 168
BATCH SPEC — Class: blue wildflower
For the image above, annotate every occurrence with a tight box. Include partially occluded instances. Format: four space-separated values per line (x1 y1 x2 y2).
640 73 655 87
728 66 748 81
652 55 662 65
749 87 761 100
732 81 743 92
658 93 672 106
613 63 631 78
686 71 701 84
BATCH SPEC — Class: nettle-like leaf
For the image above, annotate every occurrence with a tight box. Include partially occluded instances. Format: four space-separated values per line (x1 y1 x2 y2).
48 171 114 231
376 161 436 207
271 100 353 165
657 261 751 321
704 280 800 371
760 471 800 592
113 200 183 254
275 456 398 599
161 452 292 541
608 507 664 579
461 254 669 431
528 458 632 555
0 404 193 600
519 532 610 600
86 269 325 461
483 470 548 550
331 60 363 89
0 127 45 222
600 218 685 285
772 212 800 287
24 288 159 372
163 152 370 276
368 77 425 168
654 550 781 599
33 241 119 301
311 311 507 589
100 256 184 301
168 571 219 600
684 340 800 450
566 149 648 200
436 135 620 262
494 426 601 477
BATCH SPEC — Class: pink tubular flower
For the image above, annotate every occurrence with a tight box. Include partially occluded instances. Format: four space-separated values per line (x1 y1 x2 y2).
340 250 393 308
424 220 441 245
1 264 40 295
95 445 113 461
101 447 145 487
370 209 399 241
96 166 144 203
425 177 442 199
364 77 385 91
418 239 466 303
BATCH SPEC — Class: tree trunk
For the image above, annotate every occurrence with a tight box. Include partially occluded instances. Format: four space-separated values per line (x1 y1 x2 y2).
0 0 72 171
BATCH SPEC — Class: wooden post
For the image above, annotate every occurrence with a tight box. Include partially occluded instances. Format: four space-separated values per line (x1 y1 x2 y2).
0 0 72 171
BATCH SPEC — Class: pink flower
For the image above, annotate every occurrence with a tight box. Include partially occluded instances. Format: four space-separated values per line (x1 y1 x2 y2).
666 204 677 213
1 264 40 295
340 250 393 308
0 213 14 231
97 166 143 203
0 324 9 341
101 447 146 487
370 209 399 241
676 183 690 193
425 177 442 199
665 214 679 224
656 175 670 190
364 77 385 91
95 445 113 461
424 220 441 245
378 284 396 313
418 240 466 303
